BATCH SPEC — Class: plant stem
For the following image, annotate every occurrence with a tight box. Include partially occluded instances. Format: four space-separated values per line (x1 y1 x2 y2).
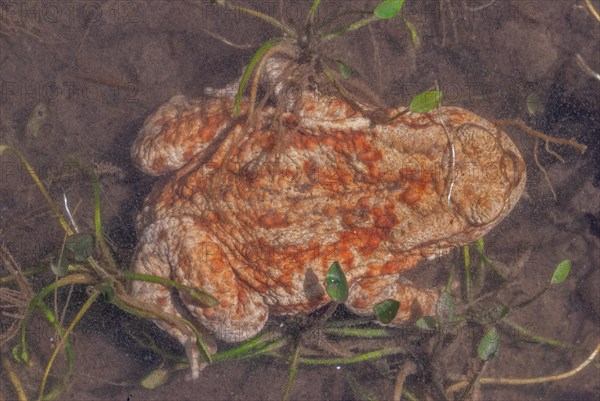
18 273 95 363
320 15 378 42
513 285 550 309
457 359 486 401
214 0 296 38
306 0 322 27
501 319 570 348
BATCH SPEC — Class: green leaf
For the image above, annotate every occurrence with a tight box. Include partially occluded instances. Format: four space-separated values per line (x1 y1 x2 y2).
477 327 500 361
65 233 95 262
526 92 544 116
551 259 571 285
435 290 455 325
416 316 437 331
140 368 169 389
403 18 421 48
373 299 400 324
184 287 220 307
309 0 322 14
325 261 349 303
374 0 405 19
336 60 352 79
50 253 69 277
410 90 443 113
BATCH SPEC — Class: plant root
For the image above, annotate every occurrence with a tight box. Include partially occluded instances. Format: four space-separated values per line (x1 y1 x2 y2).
0 245 33 346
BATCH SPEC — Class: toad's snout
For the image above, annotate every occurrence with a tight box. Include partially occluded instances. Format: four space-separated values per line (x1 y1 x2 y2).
447 117 526 229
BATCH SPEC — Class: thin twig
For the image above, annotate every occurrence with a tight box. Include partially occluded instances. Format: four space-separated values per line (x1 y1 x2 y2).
544 140 565 163
2 356 28 401
199 28 257 49
533 138 557 201
583 0 600 21
445 343 600 395
575 53 600 81
493 119 587 154
393 361 416 401
212 0 296 38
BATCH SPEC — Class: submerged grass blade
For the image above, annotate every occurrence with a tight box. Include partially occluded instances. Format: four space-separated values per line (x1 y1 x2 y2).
0 145 72 235
346 371 380 401
37 291 100 401
292 347 405 365
212 331 284 361
18 274 95 363
86 167 118 271
124 271 218 307
2 356 28 401
282 343 302 401
324 327 391 338
36 302 74 373
233 38 282 116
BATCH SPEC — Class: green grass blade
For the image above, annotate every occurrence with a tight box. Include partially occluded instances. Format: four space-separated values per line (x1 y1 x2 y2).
233 38 282 116
282 343 302 401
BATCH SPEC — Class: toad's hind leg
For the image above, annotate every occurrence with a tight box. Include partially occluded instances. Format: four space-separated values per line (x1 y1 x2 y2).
131 217 269 377
131 217 213 378
345 275 439 325
169 217 270 343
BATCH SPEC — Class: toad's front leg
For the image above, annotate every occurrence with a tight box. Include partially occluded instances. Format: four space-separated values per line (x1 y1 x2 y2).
131 95 235 176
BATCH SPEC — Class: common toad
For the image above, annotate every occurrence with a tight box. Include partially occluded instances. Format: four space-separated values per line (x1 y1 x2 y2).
130 87 526 377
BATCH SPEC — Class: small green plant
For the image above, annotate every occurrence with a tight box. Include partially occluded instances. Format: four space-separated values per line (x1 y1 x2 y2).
414 238 598 400
210 0 440 123
0 145 217 400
